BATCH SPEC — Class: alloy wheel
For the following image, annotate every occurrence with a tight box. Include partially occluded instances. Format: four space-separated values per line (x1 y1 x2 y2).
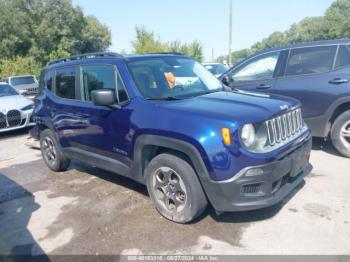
42 137 57 166
340 120 350 147
152 167 187 212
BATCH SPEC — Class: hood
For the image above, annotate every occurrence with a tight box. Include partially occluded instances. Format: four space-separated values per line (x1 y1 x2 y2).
0 95 33 112
12 83 38 91
158 91 300 124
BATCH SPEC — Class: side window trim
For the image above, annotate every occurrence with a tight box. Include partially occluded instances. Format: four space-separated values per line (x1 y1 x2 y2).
274 49 290 78
332 45 340 70
115 65 130 105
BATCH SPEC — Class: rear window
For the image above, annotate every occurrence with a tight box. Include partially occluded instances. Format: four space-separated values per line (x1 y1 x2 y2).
335 45 350 69
11 76 36 86
285 46 337 76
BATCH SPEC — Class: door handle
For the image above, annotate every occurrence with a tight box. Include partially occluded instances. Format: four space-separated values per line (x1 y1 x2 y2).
256 84 271 90
329 78 349 85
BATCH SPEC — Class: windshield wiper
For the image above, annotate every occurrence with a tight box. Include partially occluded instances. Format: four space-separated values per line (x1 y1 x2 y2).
145 96 183 101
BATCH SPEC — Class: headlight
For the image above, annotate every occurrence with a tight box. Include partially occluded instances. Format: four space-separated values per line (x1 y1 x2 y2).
240 123 269 153
21 104 34 111
241 124 256 147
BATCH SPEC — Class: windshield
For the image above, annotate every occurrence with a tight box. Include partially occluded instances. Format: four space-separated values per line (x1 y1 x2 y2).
204 64 228 75
0 84 18 97
127 57 223 99
11 76 36 86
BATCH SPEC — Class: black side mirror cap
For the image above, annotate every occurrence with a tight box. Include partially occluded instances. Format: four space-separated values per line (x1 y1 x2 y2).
91 89 120 109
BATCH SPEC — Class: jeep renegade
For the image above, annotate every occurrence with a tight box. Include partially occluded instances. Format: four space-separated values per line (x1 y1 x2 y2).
32 52 312 223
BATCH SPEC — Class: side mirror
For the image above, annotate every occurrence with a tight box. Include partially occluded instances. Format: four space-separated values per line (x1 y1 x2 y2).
91 89 120 109
221 74 231 86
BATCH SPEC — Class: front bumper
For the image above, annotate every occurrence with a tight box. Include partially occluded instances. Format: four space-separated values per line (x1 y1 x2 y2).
203 136 312 212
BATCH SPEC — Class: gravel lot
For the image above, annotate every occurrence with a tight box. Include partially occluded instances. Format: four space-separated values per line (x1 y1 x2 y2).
0 129 349 256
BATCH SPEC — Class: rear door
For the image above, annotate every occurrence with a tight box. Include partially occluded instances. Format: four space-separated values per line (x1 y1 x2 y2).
226 50 285 92
51 66 82 148
272 45 346 119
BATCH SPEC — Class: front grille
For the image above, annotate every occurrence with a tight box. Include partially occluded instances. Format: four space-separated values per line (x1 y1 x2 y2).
7 110 21 127
266 108 304 146
25 87 38 95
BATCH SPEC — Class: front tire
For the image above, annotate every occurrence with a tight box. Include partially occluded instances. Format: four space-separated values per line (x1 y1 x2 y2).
40 129 71 171
331 110 350 158
145 153 208 223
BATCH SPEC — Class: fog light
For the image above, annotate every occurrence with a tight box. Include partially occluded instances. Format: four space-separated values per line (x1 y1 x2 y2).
246 168 264 177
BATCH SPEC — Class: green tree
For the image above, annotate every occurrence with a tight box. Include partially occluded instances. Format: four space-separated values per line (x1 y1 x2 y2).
132 26 203 61
0 56 41 77
0 0 111 65
323 0 350 38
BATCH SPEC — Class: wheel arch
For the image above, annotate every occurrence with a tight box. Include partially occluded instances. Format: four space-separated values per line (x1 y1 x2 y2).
311 97 350 138
132 135 211 184
329 101 350 125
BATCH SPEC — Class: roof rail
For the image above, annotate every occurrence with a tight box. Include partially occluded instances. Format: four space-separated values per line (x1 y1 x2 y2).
146 52 185 56
48 52 123 66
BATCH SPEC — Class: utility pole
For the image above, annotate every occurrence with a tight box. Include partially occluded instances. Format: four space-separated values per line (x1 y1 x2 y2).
228 0 233 65
212 48 215 62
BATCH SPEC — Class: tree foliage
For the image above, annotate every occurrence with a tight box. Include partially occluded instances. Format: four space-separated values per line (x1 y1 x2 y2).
218 0 350 65
0 0 111 77
132 26 203 61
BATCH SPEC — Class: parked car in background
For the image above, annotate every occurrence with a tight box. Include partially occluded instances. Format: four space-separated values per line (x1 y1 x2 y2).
31 52 312 223
0 82 35 133
2 75 39 98
221 39 350 158
203 62 228 77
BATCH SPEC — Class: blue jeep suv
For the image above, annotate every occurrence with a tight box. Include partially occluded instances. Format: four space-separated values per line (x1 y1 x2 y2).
32 52 312 223
221 39 350 158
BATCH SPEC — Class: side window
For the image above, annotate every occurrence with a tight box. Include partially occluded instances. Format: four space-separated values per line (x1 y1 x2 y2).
285 46 337 76
231 52 280 82
335 45 350 69
45 70 54 91
55 67 76 99
116 73 128 103
81 65 115 101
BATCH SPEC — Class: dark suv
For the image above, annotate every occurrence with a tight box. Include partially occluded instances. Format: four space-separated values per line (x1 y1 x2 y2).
221 39 350 157
32 52 312 223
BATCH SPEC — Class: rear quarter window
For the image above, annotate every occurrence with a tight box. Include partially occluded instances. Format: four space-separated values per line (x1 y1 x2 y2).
335 45 350 69
55 67 76 99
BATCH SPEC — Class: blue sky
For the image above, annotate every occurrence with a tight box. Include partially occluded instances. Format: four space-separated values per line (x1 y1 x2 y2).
72 0 335 61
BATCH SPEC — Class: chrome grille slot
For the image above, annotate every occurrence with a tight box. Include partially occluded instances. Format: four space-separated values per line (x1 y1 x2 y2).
0 113 6 129
7 110 21 127
265 108 305 148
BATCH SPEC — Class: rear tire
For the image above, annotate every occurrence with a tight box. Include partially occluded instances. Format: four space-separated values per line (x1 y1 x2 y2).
331 110 350 158
145 153 207 223
40 129 71 171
